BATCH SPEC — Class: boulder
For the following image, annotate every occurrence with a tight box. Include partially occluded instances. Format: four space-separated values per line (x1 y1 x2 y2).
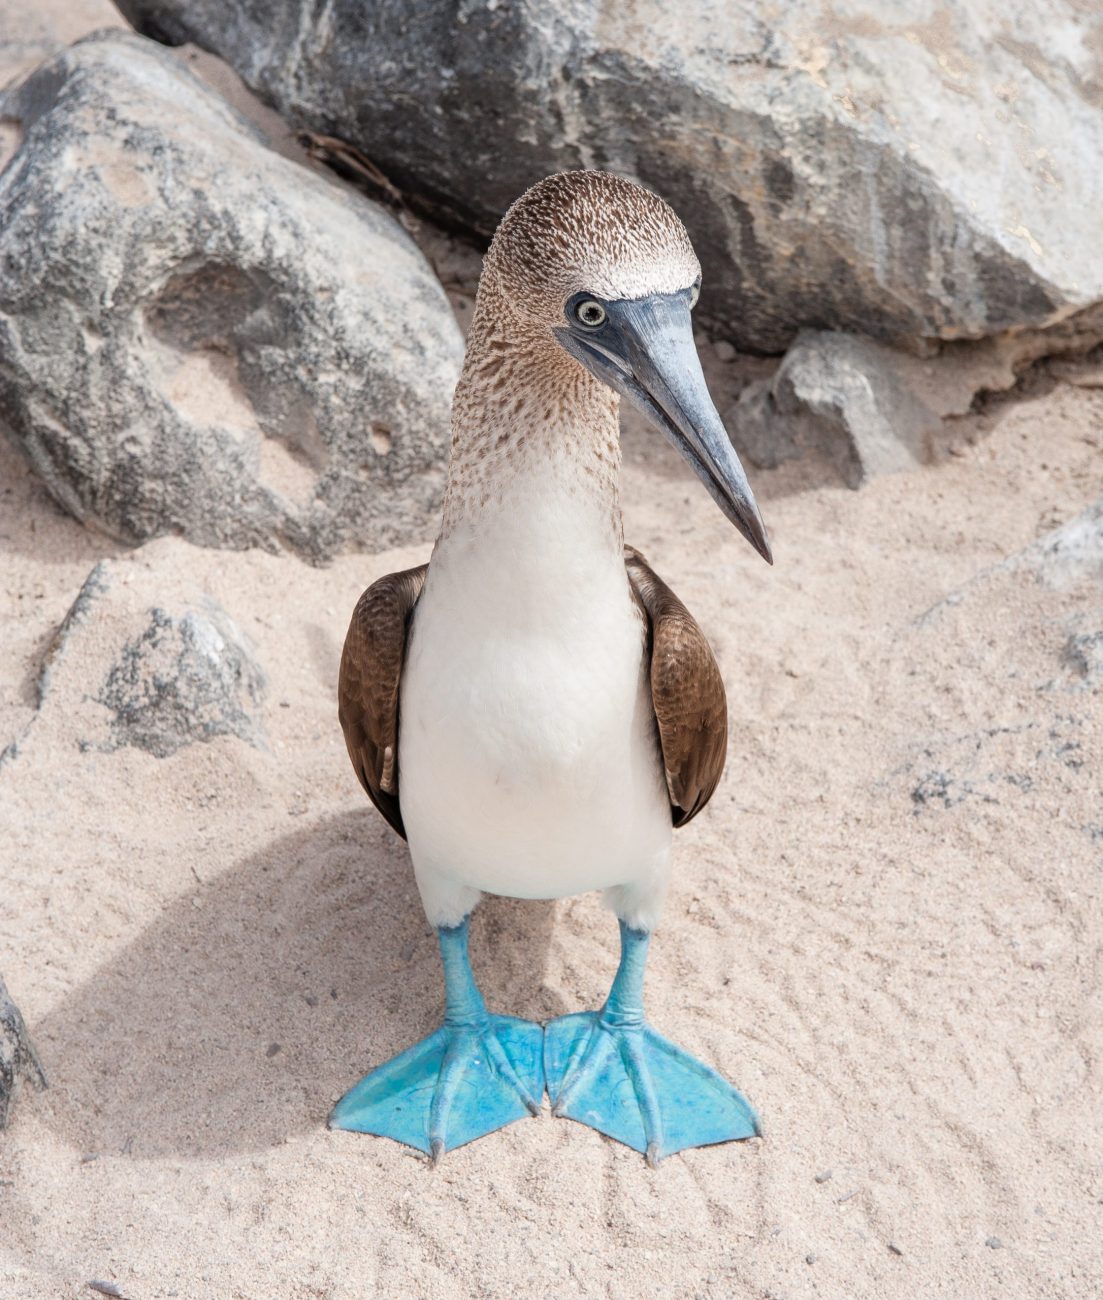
0 32 463 561
0 975 45 1129
116 0 1103 354
4 543 266 765
731 330 940 487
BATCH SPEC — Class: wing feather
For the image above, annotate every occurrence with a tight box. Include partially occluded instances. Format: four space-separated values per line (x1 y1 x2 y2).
339 551 726 837
337 564 428 839
625 546 728 828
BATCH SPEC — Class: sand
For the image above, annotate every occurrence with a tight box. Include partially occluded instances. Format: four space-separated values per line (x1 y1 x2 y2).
3 8 1103 1300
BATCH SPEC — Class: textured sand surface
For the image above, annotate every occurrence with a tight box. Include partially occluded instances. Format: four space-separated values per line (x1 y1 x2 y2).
3 369 1102 1299
3 8 1103 1300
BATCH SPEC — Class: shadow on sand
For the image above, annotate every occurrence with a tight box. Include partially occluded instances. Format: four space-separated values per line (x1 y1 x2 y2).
34 809 560 1159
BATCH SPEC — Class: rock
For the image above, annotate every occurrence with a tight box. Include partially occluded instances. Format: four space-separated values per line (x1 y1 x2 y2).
116 0 1103 354
916 494 1103 622
0 974 46 1129
0 32 463 562
1048 350 1103 390
4 542 266 765
1016 497 1103 589
732 331 940 487
901 496 1101 820
98 602 266 760
1062 630 1103 687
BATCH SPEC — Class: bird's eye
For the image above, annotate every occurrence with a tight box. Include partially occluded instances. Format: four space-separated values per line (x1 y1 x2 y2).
574 299 607 328
689 281 701 309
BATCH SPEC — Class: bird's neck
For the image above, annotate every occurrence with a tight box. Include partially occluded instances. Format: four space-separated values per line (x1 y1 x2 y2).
438 295 625 570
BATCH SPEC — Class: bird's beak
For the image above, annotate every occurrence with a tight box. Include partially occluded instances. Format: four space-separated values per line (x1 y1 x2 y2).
554 292 772 564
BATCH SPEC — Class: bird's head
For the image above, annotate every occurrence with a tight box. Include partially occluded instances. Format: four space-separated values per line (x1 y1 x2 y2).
484 170 771 564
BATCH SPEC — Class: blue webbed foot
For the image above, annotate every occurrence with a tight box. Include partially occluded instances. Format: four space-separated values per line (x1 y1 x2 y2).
329 918 543 1160
544 1011 759 1164
544 920 759 1164
329 1012 544 1159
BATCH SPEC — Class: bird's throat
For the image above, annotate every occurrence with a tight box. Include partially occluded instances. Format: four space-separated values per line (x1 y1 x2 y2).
439 321 625 560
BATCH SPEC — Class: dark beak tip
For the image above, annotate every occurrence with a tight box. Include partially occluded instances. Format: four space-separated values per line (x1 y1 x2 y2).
740 513 773 566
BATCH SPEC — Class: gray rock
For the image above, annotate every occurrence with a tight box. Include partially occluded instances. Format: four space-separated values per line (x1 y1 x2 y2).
732 331 940 487
1062 630 1103 686
1017 497 1103 589
0 975 46 1129
116 0 1103 354
5 543 266 765
99 602 266 759
0 32 463 561
915 494 1103 630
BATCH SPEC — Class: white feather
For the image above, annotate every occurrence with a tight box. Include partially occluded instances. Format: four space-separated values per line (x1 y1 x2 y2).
399 473 672 930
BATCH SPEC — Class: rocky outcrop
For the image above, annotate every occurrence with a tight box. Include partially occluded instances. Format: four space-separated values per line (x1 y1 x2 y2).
731 331 941 487
3 543 266 765
0 975 45 1129
117 0 1103 354
0 32 463 562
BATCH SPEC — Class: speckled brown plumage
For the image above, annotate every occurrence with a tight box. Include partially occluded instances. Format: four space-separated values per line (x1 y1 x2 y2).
441 170 700 543
489 170 699 311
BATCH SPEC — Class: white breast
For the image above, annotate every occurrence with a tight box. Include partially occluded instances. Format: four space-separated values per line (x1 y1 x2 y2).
398 479 673 915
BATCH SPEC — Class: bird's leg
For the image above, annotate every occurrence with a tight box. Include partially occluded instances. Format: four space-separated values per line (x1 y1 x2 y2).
329 917 544 1160
427 921 543 1161
545 919 759 1165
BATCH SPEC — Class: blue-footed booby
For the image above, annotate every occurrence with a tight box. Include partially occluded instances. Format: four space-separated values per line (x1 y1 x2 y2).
330 170 771 1165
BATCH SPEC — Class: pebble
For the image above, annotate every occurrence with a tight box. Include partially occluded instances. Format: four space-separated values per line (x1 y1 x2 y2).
986 1236 1003 1249
805 1253 816 1265
814 1169 833 1183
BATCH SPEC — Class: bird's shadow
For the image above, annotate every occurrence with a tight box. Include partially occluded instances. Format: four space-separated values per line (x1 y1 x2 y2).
34 809 561 1159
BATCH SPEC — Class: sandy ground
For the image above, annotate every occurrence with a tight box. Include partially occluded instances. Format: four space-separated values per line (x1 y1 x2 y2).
3 7 1103 1300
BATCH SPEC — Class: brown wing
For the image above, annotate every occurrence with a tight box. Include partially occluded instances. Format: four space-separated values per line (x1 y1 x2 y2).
625 546 728 828
338 563 428 839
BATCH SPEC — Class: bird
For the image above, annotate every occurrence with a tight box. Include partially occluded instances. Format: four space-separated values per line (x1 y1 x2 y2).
329 169 771 1166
